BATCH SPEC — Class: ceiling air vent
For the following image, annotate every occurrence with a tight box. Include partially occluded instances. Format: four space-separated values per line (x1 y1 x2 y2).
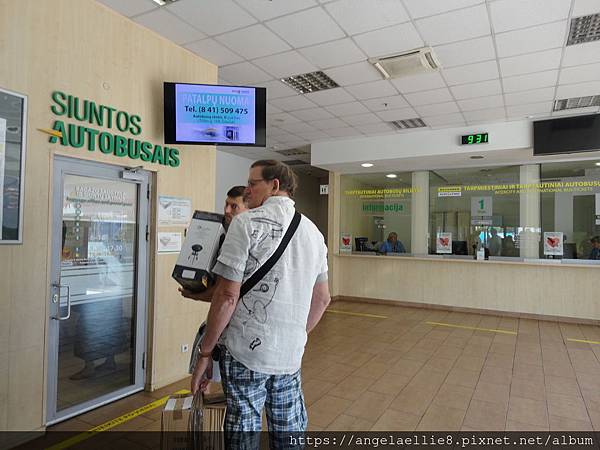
274 148 310 157
389 118 427 129
281 71 339 94
369 47 441 79
567 13 600 45
553 95 600 111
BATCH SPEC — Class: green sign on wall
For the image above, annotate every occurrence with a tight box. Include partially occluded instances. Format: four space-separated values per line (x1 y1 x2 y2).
41 91 180 167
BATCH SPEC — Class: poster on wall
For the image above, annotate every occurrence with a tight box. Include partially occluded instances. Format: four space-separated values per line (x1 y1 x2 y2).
0 88 27 244
157 232 182 253
340 232 352 253
158 196 192 226
436 232 452 254
543 232 563 256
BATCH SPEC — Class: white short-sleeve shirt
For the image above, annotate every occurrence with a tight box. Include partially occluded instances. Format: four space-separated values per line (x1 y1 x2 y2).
212 196 328 375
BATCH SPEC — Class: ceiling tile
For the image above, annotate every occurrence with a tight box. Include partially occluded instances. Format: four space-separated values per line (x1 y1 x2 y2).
433 36 496 68
97 0 157 17
499 48 562 77
506 101 553 118
391 71 447 93
362 95 410 111
169 0 256 36
185 39 244 66
345 80 398 100
253 51 317 79
415 5 490 46
326 127 364 137
325 101 370 116
267 112 302 124
376 107 419 121
301 130 332 140
290 107 335 121
219 62 273 84
266 7 345 47
489 0 571 33
451 79 502 99
572 0 600 16
403 0 484 19
309 117 353 129
341 112 383 126
353 23 424 58
267 126 293 137
355 122 396 134
502 70 559 93
299 39 366 69
458 95 504 111
404 88 454 105
559 63 600 85
504 87 556 106
421 112 466 127
325 0 410 35
268 95 318 111
495 21 567 58
463 107 506 122
414 101 460 116
266 104 283 114
277 121 320 133
234 0 317 21
258 80 298 100
325 62 382 86
443 60 499 86
215 24 291 60
562 41 600 67
304 87 356 106
134 9 206 44
556 81 600 99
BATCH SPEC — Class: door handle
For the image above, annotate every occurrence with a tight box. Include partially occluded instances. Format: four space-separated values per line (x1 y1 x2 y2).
51 283 71 321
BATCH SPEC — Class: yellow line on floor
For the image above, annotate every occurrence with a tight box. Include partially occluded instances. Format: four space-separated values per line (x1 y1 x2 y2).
425 321 517 335
326 309 388 319
46 389 190 450
567 338 600 345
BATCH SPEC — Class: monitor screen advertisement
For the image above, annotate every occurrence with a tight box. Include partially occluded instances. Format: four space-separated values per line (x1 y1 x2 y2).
164 82 266 147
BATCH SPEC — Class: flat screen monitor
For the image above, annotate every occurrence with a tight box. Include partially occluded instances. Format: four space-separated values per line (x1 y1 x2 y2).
533 114 600 155
164 82 266 146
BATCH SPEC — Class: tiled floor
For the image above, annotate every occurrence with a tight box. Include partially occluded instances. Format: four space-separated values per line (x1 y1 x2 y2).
51 301 600 433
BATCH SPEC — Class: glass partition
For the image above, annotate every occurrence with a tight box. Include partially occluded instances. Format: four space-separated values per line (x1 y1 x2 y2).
540 161 600 260
429 166 521 258
340 172 414 254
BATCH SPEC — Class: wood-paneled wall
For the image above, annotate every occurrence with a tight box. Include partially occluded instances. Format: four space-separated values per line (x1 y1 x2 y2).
0 0 216 431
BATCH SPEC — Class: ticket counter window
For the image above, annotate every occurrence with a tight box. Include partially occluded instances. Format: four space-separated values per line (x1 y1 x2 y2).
429 166 521 257
540 161 600 260
340 172 413 253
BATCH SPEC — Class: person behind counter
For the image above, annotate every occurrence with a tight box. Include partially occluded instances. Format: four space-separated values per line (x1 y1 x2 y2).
589 236 600 260
379 231 406 253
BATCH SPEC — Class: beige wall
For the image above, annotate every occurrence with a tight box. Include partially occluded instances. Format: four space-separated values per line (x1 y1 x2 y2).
293 172 328 240
0 0 216 431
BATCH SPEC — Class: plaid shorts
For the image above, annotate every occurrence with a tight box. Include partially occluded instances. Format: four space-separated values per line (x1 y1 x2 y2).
219 346 307 449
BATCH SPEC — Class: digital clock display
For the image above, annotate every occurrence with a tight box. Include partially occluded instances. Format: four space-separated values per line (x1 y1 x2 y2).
461 133 488 145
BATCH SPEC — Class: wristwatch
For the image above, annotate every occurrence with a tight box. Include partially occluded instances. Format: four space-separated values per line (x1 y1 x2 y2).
198 344 212 359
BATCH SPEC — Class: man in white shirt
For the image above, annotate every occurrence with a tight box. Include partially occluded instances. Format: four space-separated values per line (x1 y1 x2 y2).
190 160 330 448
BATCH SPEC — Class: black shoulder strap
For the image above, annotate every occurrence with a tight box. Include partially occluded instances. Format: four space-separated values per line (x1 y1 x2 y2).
240 211 301 299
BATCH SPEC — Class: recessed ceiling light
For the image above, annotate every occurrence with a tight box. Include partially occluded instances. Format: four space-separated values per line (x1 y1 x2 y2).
361 163 374 168
596 162 600 166
280 71 339 94
386 174 397 178
152 0 179 5
470 155 484 159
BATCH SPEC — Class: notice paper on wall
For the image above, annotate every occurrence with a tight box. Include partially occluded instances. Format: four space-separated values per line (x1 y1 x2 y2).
158 196 192 226
157 232 182 253
340 232 352 253
543 232 563 256
436 232 452 254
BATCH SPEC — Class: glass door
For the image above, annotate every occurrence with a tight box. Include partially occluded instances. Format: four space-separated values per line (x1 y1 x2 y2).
47 156 149 424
